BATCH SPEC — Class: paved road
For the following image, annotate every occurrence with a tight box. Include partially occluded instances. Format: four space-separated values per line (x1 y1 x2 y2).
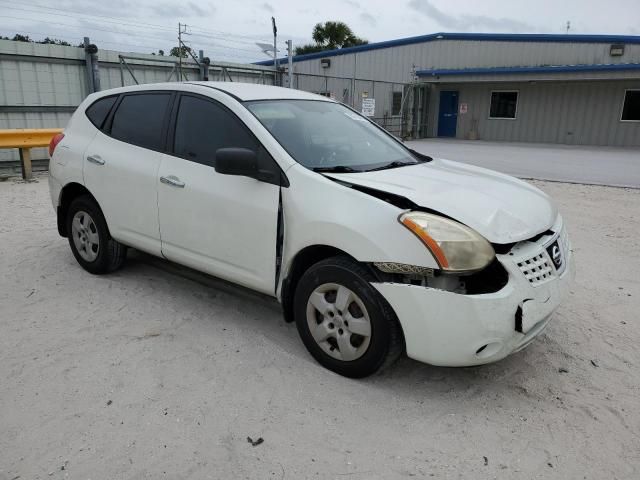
406 139 640 188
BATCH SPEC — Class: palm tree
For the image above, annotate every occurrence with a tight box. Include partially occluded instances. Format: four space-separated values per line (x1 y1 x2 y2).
295 21 367 55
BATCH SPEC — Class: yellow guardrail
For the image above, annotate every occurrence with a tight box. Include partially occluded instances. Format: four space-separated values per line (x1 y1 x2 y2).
0 128 63 180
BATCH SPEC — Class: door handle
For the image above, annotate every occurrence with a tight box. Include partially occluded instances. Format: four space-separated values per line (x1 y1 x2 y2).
160 175 185 188
87 154 105 165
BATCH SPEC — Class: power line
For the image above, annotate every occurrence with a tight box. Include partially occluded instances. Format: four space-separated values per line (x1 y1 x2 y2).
0 25 263 62
0 14 178 42
0 26 164 52
1 1 273 46
0 0 175 32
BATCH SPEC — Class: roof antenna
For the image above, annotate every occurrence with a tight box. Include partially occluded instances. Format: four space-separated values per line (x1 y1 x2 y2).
565 21 571 34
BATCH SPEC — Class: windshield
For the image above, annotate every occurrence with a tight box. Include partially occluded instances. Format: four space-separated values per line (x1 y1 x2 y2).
244 100 424 172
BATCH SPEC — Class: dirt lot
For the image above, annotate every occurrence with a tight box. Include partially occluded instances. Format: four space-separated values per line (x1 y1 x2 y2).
1 176 639 480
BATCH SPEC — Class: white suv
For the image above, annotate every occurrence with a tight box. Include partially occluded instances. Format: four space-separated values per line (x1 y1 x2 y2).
48 82 573 377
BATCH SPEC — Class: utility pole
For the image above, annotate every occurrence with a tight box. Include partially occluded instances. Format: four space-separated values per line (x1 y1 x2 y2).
178 23 188 81
272 17 278 84
83 37 100 93
286 40 293 88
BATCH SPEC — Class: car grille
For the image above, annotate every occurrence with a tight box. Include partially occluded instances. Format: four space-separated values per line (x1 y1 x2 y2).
516 226 569 286
517 253 555 286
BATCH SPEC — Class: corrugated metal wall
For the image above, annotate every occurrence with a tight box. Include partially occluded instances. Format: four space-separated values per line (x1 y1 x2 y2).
290 37 640 146
292 39 640 83
427 80 640 146
0 39 276 162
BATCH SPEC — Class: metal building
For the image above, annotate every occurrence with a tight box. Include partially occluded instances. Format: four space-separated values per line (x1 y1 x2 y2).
257 33 640 147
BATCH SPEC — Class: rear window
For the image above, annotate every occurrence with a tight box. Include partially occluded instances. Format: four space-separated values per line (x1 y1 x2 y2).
110 93 171 151
85 95 117 129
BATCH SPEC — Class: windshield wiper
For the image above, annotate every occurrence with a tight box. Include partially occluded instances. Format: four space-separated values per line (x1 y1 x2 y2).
408 149 433 162
312 165 360 173
365 161 415 172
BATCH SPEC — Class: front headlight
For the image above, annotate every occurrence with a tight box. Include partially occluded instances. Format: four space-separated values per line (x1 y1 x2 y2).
399 211 495 272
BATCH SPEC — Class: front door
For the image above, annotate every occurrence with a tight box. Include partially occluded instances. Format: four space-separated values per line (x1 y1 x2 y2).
437 91 459 137
157 94 280 295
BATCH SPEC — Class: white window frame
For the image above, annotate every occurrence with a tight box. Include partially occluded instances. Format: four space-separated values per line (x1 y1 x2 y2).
390 91 403 117
620 89 640 123
488 90 519 120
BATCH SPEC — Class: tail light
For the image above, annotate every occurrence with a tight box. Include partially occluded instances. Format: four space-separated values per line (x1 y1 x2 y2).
49 133 65 157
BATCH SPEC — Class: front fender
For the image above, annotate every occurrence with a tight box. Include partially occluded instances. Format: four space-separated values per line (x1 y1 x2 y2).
280 165 439 282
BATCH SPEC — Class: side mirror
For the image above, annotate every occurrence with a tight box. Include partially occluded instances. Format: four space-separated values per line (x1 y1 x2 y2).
215 148 258 178
215 147 281 185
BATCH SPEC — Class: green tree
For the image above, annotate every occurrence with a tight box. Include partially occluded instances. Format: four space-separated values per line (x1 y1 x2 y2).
12 34 33 43
38 37 72 46
295 21 367 55
169 45 193 58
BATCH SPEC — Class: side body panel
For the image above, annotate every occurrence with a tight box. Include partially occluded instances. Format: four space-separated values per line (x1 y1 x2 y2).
157 153 280 295
278 163 440 299
83 131 163 256
48 95 101 207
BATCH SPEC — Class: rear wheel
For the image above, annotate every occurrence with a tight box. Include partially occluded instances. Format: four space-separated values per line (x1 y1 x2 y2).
66 195 126 274
294 256 403 378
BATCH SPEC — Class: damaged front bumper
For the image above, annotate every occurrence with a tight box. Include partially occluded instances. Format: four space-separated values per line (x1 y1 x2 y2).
372 226 575 367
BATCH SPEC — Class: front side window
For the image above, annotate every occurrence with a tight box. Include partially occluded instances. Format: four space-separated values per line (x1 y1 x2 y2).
110 93 171 150
489 91 518 119
173 95 275 170
621 90 640 121
245 100 422 172
85 95 117 129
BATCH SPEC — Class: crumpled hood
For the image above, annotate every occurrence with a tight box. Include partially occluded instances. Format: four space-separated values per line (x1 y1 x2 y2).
325 158 557 243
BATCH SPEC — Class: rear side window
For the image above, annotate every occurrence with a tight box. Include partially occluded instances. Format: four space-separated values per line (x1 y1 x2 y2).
85 96 117 129
174 95 263 166
110 93 171 150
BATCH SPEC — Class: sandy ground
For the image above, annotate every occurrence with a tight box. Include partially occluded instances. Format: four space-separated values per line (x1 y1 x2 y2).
406 139 640 189
1 176 639 480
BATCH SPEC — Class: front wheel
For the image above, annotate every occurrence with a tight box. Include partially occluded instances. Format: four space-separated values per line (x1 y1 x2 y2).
294 256 403 378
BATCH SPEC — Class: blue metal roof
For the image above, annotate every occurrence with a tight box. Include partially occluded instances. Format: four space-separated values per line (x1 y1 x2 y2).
254 32 640 65
416 63 640 77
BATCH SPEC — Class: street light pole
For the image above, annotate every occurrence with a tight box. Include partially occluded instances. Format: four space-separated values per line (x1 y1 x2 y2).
272 17 278 84
287 40 293 88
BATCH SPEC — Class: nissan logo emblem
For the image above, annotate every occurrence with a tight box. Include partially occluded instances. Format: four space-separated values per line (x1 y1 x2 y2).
551 245 562 267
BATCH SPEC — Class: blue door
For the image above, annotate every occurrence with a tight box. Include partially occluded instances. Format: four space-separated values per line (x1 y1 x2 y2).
437 91 459 137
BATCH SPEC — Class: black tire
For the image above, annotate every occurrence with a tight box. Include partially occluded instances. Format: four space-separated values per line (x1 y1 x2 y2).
66 195 126 274
294 255 404 378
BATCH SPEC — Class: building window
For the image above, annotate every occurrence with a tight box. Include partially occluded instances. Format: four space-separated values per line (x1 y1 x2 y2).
621 90 640 121
489 91 518 119
391 91 403 116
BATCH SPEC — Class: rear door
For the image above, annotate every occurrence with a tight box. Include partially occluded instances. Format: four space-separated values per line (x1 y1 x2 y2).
157 93 281 295
84 92 173 256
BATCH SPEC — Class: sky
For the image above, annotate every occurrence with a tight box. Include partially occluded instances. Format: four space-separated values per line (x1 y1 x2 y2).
1 0 639 63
